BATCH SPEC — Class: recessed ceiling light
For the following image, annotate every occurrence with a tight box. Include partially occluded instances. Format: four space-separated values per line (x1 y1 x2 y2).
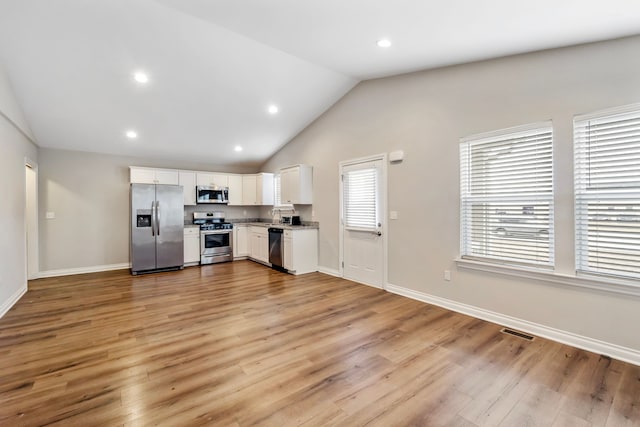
377 39 392 48
268 105 279 114
126 130 138 139
133 72 149 84
234 146 243 152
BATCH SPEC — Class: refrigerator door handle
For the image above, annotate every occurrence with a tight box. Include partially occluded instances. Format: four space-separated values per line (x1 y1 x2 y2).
151 201 156 236
156 200 160 236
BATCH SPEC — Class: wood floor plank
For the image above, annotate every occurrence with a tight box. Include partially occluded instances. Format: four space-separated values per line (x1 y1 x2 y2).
0 260 638 426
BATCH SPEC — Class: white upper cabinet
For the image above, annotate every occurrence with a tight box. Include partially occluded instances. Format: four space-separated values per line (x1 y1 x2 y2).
130 167 179 185
179 171 197 205
280 165 313 204
196 173 229 188
242 175 258 205
257 173 274 205
227 174 243 206
242 173 274 206
130 166 275 205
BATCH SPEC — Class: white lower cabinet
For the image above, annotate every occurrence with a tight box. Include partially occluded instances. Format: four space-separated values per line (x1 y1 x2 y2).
249 226 269 264
283 234 293 270
184 227 200 265
233 224 249 258
283 229 318 274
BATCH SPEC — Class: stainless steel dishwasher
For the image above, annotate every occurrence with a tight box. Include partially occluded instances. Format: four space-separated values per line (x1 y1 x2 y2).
268 227 285 270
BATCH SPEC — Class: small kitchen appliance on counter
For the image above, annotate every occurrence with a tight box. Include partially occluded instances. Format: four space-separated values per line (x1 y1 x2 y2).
193 212 233 264
291 216 301 226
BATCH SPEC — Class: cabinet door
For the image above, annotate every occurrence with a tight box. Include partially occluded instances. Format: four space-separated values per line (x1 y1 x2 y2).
227 175 243 205
155 169 179 185
243 175 257 205
179 171 197 205
130 167 156 184
259 234 269 263
257 173 274 206
250 232 260 259
196 173 213 186
237 226 249 256
280 168 295 204
233 225 249 257
212 174 229 187
184 235 200 263
283 237 292 270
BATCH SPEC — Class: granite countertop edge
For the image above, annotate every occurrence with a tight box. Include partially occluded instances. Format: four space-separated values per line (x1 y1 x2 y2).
184 219 319 230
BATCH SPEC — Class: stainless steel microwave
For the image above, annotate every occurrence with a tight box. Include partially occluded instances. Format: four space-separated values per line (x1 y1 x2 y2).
196 185 228 204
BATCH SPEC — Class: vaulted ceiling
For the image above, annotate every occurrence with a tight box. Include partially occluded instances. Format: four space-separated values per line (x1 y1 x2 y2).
1 0 639 167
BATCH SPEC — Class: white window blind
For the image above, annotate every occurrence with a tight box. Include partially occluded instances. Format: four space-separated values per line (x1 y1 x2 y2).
575 106 640 279
460 123 554 267
344 167 377 230
274 174 281 206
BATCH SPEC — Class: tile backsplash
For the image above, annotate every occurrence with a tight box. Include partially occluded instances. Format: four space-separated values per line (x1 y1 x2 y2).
184 205 261 222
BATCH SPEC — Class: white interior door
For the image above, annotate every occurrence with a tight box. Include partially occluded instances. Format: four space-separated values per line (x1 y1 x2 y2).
25 163 38 280
341 158 385 288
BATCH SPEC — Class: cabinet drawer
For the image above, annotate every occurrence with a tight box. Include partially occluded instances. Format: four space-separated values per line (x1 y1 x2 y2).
184 227 200 236
250 226 268 236
284 230 292 238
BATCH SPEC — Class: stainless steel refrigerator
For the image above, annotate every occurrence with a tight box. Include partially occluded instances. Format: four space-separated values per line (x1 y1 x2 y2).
130 183 184 275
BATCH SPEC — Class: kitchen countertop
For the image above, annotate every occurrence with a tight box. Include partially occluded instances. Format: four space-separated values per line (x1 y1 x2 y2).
243 222 319 230
183 220 318 230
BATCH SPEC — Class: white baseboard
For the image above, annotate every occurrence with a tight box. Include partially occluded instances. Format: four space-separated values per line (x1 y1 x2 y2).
0 282 27 319
386 283 640 367
318 266 341 277
38 262 130 278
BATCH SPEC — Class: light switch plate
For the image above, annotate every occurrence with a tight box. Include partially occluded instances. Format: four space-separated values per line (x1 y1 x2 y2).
389 211 398 220
45 211 55 219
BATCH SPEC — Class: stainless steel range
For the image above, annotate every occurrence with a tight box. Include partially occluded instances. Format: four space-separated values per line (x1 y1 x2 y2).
193 212 233 264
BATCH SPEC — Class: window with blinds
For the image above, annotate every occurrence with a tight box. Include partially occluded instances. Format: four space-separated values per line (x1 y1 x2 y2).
273 174 281 206
574 105 640 279
344 167 378 230
460 123 554 267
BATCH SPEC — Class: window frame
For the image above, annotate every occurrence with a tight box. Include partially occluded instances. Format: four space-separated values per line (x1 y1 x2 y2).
460 121 555 269
574 103 640 280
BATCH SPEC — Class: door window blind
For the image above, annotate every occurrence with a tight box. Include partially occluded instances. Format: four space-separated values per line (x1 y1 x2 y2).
574 107 640 279
460 123 554 267
344 167 377 230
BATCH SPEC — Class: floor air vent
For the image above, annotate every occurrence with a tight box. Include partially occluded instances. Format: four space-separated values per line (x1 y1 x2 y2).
500 328 535 341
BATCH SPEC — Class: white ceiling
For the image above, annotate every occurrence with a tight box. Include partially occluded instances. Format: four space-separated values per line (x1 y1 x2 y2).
1 0 639 167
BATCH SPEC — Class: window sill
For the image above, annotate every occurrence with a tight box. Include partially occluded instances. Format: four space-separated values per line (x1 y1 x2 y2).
455 258 640 298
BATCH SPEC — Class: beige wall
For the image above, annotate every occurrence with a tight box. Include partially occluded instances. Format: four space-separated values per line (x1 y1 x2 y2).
0 64 38 314
38 148 260 272
260 36 640 351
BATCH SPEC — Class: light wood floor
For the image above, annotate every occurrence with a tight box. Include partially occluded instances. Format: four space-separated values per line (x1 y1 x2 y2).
1 261 639 426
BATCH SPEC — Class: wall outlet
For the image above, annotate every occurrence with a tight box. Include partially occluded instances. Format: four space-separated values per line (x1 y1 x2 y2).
45 211 56 219
444 270 451 281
